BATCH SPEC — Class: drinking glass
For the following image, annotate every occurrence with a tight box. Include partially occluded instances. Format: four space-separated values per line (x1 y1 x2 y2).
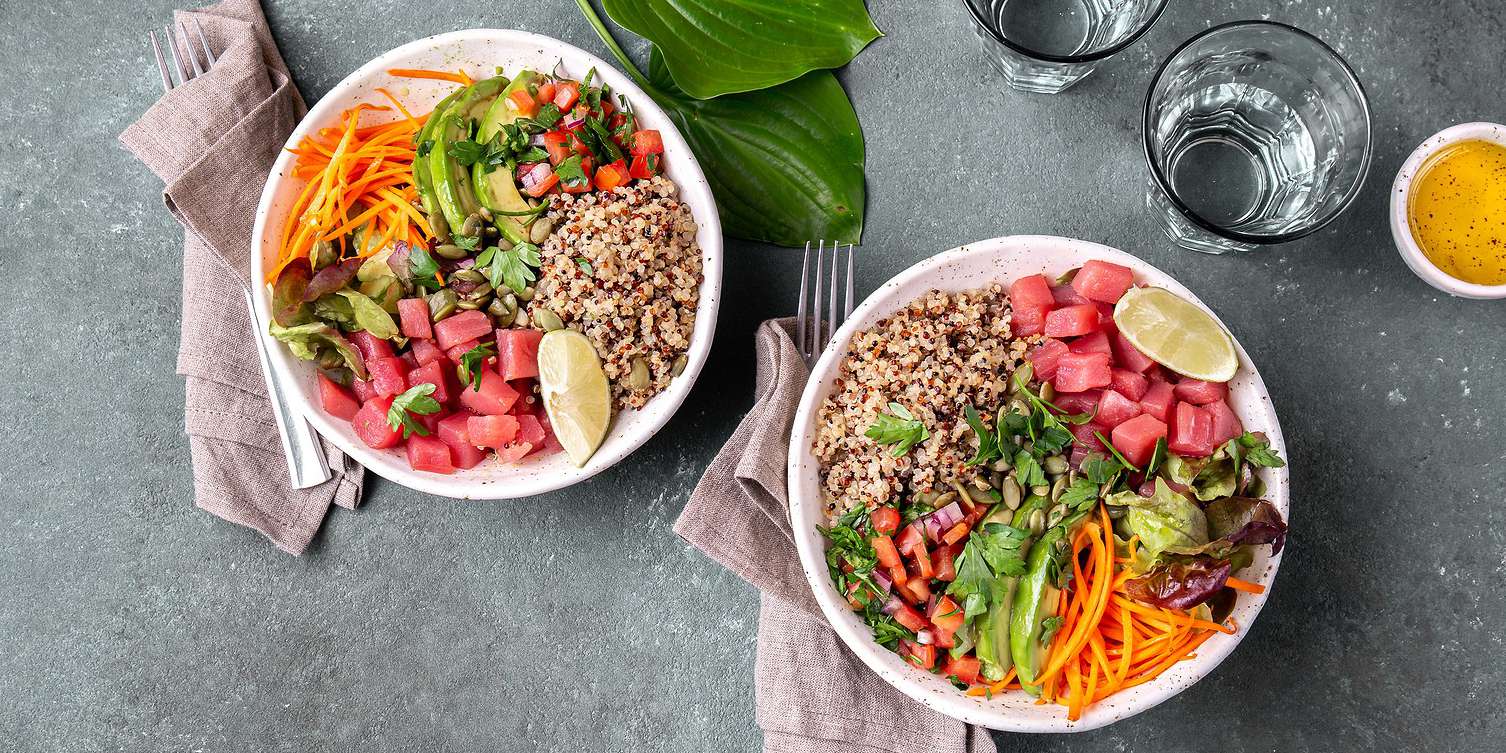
963 0 1171 93
1142 21 1373 254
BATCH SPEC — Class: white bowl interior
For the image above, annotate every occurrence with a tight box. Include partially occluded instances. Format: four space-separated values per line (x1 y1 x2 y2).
786 236 1289 733
1388 121 1506 300
250 30 722 499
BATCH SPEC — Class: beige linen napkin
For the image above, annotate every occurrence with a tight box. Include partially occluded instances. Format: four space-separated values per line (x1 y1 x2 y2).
121 0 361 555
676 320 998 753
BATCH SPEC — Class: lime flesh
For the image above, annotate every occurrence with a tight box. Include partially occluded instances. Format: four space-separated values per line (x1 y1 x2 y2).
1113 287 1238 382
537 330 613 467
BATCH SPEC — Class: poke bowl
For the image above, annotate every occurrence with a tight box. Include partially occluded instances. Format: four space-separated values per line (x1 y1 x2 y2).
250 30 722 499
787 236 1289 732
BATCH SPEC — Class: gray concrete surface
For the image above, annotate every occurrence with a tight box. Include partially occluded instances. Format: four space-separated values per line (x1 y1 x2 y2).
2 0 1503 751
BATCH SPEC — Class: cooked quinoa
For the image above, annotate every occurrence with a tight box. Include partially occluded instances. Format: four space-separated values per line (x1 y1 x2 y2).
528 175 702 410
812 285 1033 521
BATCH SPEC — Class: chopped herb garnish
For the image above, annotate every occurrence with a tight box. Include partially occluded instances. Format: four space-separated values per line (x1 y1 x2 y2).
963 405 1002 467
408 245 441 288
452 233 481 252
449 139 486 165
457 344 496 392
1039 615 1065 645
416 139 434 158
864 402 929 457
475 242 541 295
386 383 441 438
575 257 594 276
1093 430 1141 472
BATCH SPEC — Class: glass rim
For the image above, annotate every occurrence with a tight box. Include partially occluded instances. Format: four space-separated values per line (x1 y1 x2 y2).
1140 19 1374 245
961 0 1172 65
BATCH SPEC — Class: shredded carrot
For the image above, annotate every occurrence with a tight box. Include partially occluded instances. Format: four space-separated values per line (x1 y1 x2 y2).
388 67 472 85
1224 576 1266 594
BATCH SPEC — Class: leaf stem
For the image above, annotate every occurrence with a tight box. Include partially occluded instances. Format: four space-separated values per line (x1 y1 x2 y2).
574 0 658 94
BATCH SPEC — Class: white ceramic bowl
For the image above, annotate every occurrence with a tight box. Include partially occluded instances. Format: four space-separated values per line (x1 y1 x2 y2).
249 30 722 499
1389 121 1506 299
787 236 1289 732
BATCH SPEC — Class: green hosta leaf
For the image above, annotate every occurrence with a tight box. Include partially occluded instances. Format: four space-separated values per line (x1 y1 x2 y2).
601 0 881 98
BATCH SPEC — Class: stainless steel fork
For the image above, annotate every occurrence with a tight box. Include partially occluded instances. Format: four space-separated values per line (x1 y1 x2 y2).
795 240 856 368
150 20 332 489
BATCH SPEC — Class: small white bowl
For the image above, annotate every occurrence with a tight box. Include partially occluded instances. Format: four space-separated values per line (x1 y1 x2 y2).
787 236 1289 733
1389 121 1506 299
249 30 722 499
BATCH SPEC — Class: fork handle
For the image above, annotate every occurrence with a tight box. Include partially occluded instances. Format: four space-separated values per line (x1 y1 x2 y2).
242 287 332 489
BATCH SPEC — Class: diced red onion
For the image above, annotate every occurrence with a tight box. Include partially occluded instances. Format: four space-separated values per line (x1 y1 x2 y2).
882 595 905 616
530 133 548 147
932 502 964 530
562 113 586 130
455 258 475 269
921 515 944 543
520 162 554 191
925 594 938 617
915 630 935 646
873 568 893 594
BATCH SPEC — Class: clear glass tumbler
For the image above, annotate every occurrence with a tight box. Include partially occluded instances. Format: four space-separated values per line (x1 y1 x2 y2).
1142 21 1373 254
962 0 1171 93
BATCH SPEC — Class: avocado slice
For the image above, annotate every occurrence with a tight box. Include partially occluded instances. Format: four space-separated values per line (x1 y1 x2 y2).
1009 510 1092 695
412 91 460 217
476 70 541 142
972 495 1050 681
427 77 507 232
472 71 544 244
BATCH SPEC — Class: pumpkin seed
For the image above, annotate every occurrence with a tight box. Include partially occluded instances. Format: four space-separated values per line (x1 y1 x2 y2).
464 281 494 301
934 491 958 509
1039 382 1055 403
428 210 450 241
534 278 551 299
451 268 485 284
1008 398 1031 417
477 206 493 221
517 285 535 302
626 357 651 390
1002 478 1023 510
456 299 482 310
990 457 1011 473
529 216 554 244
1046 503 1067 528
434 243 468 260
1050 475 1068 502
916 490 940 506
1043 455 1069 475
670 354 687 377
512 308 530 328
966 485 994 507
487 296 516 325
1030 484 1050 497
989 471 1004 489
428 288 458 321
461 213 482 237
1028 509 1046 535
534 307 565 332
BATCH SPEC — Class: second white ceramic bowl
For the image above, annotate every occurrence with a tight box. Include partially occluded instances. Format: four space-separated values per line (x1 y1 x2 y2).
1389 121 1506 299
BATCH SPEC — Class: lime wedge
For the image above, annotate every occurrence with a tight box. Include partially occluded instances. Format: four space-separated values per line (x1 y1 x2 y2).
537 330 613 467
1113 287 1238 382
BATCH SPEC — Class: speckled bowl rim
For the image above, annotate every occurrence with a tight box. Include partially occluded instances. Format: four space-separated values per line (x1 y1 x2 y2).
786 236 1289 733
1388 121 1506 299
248 30 723 499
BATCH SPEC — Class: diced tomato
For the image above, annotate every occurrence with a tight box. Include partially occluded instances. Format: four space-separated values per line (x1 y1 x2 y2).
888 562 909 588
405 435 456 474
1054 389 1101 416
1070 421 1107 451
1206 400 1244 446
459 370 520 416
396 298 432 340
1168 402 1216 457
845 581 874 610
534 81 557 105
941 522 971 546
521 162 560 197
929 596 965 637
1174 379 1229 405
561 156 594 194
891 602 927 632
467 414 521 449
1027 338 1069 381
348 330 394 363
1071 260 1136 303
871 507 900 536
494 441 534 463
411 338 446 366
1068 330 1112 356
406 360 455 406
1053 352 1112 392
369 356 408 397
1111 414 1168 467
566 129 593 155
628 153 659 179
902 574 932 603
1009 274 1056 312
1110 330 1157 373
933 629 956 649
542 130 573 164
895 523 925 556
629 129 664 156
941 655 981 685
871 534 903 570
1110 368 1150 401
507 87 539 117
433 310 493 351
497 328 543 381
1051 283 1092 307
1011 305 1047 337
595 162 629 191
552 80 580 111
900 640 937 670
352 396 401 449
1044 304 1102 338
317 373 361 421
913 545 935 579
1139 381 1176 423
1095 389 1142 428
516 414 547 446
934 545 957 582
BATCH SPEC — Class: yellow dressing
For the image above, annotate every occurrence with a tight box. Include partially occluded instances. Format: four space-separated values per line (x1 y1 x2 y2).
1406 139 1506 286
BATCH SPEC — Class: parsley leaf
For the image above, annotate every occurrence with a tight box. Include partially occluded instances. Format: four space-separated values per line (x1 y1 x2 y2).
1013 449 1047 487
408 245 441 288
1236 432 1285 468
1080 453 1124 485
479 242 541 295
1039 615 1065 645
456 344 495 392
963 405 1002 467
575 257 594 276
452 233 482 252
416 139 434 158
864 402 929 457
555 154 589 187
534 102 563 129
1058 475 1100 512
386 383 441 438
449 139 486 166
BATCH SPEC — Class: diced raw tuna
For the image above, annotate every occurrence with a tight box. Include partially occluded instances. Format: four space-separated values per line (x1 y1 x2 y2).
435 414 488 469
414 411 443 436
397 298 434 340
1009 274 1056 314
1054 389 1101 416
405 435 456 474
1028 339 1070 381
1070 422 1107 451
497 329 544 381
399 351 419 370
1206 400 1244 446
444 338 482 364
1044 304 1101 338
412 338 446 366
1071 260 1135 303
1095 389 1143 428
1011 306 1047 337
318 373 361 421
1068 331 1112 356
459 371 520 415
516 414 548 446
1069 444 1093 469
1053 352 1112 393
1168 402 1216 457
433 310 493 350
1110 368 1149 401
468 414 521 449
1174 379 1229 405
349 331 394 363
351 376 376 403
1051 284 1091 307
534 411 563 456
1111 414 1167 468
1111 331 1157 373
406 360 455 406
1143 364 1171 383
1139 381 1176 423
494 441 534 463
352 396 401 449
369 356 409 398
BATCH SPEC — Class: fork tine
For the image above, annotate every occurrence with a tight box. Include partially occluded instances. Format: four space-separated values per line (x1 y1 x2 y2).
796 241 810 362
149 30 174 92
178 21 205 77
163 26 189 84
192 18 217 65
843 243 855 318
812 240 825 358
827 242 840 347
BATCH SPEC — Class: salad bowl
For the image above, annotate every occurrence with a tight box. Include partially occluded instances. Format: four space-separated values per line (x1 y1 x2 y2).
249 30 722 499
786 235 1289 732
